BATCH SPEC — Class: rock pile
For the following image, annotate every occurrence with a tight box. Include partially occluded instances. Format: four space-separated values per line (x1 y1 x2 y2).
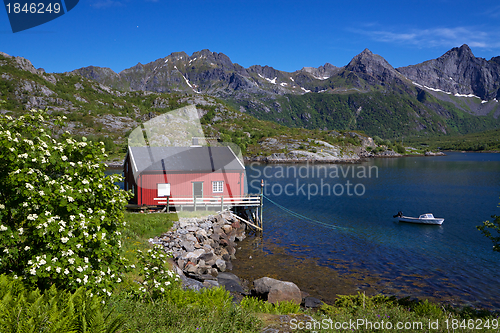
151 211 248 281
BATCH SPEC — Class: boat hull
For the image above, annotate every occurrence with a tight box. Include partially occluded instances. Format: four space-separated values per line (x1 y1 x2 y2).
398 216 444 225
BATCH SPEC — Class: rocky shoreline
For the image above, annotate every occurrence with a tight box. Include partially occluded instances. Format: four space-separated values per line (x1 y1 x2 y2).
106 148 444 168
150 211 323 308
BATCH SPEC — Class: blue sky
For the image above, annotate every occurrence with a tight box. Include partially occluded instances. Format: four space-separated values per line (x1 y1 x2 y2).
1 0 500 73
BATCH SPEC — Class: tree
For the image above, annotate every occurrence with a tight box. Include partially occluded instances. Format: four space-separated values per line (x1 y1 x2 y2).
477 198 500 252
0 108 132 294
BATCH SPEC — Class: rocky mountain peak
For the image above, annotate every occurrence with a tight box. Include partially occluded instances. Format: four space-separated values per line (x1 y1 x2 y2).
0 51 43 75
346 48 395 74
344 48 402 85
398 44 500 100
440 44 475 63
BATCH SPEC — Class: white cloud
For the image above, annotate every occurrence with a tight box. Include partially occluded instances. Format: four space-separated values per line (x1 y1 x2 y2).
351 25 500 50
90 0 125 9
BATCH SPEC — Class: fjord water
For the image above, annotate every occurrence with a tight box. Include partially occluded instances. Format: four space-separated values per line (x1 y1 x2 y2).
244 152 500 309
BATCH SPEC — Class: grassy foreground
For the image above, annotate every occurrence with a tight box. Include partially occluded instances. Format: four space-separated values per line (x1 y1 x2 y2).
2 211 498 332
109 212 499 333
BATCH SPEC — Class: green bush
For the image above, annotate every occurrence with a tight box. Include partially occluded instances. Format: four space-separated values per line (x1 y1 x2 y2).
134 245 180 301
0 109 132 294
394 144 406 154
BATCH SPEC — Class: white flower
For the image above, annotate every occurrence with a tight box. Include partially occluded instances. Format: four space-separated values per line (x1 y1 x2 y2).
87 208 93 213
61 237 69 243
68 258 75 264
77 266 83 272
3 248 8 253
38 190 44 196
23 202 28 207
24 246 30 251
61 156 68 161
56 267 61 273
25 183 34 190
46 266 51 271
18 228 23 235
64 268 69 274
0 204 4 210
76 244 82 249
69 215 75 221
0 225 7 231
30 268 36 275
67 197 74 202
27 214 38 221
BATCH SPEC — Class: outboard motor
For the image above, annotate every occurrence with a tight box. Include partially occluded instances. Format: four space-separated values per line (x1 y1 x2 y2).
393 211 403 218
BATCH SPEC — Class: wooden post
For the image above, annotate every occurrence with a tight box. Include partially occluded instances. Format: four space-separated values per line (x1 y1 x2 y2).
259 179 264 230
221 196 224 212
194 195 197 211
167 196 170 213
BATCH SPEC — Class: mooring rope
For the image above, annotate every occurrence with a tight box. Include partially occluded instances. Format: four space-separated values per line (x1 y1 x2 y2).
262 194 351 231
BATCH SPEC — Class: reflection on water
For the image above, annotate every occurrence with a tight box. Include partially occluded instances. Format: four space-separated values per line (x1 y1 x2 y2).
233 152 500 309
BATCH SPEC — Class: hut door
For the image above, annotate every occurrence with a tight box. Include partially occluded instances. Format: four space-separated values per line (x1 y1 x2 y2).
192 182 203 202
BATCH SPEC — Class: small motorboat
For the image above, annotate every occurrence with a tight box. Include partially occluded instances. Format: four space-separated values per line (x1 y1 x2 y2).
393 212 444 225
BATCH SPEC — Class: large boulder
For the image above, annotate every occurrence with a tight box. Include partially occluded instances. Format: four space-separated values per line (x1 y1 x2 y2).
218 272 245 294
253 277 302 304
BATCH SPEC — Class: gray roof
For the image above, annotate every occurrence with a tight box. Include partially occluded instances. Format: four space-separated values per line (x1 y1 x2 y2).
128 146 245 174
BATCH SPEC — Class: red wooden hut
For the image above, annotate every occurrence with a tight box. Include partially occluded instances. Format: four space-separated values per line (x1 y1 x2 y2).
123 145 247 208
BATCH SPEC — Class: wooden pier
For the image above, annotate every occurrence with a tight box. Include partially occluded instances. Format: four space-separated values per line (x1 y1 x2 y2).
126 181 265 232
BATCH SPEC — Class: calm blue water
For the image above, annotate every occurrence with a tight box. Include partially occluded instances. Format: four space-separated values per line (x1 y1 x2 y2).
245 152 500 309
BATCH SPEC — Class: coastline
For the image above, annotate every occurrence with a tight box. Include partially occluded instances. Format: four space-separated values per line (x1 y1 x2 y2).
150 211 478 311
230 233 470 310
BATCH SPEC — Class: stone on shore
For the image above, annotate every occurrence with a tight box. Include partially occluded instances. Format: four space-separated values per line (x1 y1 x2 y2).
217 272 246 294
253 277 302 305
154 211 249 290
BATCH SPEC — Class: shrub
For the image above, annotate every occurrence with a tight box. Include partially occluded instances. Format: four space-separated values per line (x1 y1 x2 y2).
135 244 180 301
0 109 132 294
394 144 406 154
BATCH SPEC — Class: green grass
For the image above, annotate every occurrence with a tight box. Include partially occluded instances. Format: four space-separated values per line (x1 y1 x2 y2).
109 288 261 333
121 211 177 261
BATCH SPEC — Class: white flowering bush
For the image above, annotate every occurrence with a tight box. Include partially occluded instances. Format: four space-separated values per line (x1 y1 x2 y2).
0 109 132 294
136 245 180 300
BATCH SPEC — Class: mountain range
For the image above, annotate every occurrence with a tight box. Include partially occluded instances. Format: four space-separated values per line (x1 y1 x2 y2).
71 45 500 137
1 45 499 139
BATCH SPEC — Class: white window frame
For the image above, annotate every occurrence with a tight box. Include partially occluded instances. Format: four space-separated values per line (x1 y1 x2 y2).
157 183 170 197
212 181 224 193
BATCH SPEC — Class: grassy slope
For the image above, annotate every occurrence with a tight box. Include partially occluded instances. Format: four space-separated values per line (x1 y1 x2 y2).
405 129 500 152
